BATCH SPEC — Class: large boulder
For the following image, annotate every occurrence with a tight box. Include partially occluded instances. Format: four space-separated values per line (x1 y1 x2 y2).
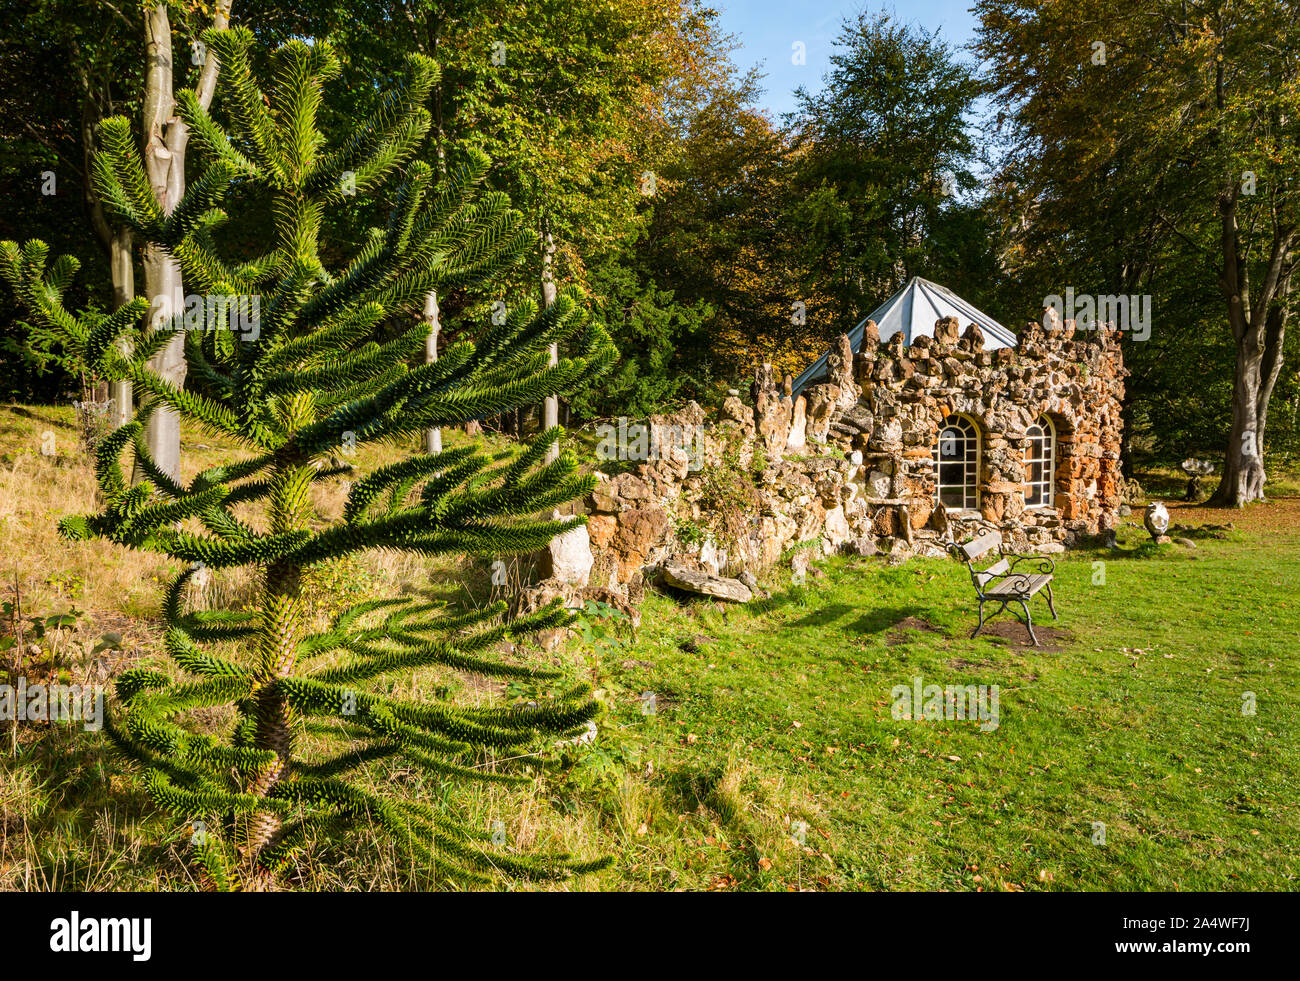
588 472 652 513
659 562 753 603
586 512 617 549
823 505 851 549
546 518 593 587
611 507 672 579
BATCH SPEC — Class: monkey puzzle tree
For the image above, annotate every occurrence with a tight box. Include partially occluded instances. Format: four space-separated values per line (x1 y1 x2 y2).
0 27 615 890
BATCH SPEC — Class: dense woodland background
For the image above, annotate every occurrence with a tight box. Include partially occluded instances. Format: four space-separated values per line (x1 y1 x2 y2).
2 0 1297 480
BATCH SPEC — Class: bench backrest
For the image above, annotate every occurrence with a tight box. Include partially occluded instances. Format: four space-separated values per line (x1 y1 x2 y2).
949 531 1006 595
961 531 1002 561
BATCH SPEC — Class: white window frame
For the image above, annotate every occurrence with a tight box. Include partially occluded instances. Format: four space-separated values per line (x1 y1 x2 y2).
1024 416 1055 508
933 415 980 510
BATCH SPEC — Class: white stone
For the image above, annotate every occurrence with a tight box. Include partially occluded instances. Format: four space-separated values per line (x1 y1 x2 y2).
548 520 593 587
1143 502 1170 542
786 396 807 450
555 720 598 747
699 538 721 576
823 505 850 546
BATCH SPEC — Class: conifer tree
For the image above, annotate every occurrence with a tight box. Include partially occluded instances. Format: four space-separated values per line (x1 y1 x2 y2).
0 27 615 890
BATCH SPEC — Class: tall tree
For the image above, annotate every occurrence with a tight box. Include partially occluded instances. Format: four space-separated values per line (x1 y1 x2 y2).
139 1 232 477
786 12 987 333
2 28 614 889
639 66 805 379
266 0 696 417
977 0 1300 505
0 0 145 412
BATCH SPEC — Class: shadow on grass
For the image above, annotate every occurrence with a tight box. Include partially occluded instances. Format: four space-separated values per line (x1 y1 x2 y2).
1075 541 1189 561
847 605 947 637
653 585 804 621
658 761 750 838
745 590 800 618
6 728 181 890
7 406 76 431
786 602 857 629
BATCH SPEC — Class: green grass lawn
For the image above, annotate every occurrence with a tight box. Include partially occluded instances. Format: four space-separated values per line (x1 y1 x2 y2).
556 516 1300 892
3 402 1297 890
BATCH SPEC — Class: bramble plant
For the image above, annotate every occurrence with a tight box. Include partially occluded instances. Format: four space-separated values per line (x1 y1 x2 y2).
0 28 616 890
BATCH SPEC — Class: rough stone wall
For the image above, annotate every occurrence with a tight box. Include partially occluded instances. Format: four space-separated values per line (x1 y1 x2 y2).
537 315 1126 615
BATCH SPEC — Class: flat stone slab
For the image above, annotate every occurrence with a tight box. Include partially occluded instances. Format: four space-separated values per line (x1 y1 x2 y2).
659 562 753 603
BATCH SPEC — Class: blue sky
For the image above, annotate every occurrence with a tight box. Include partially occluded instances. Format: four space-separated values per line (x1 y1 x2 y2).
713 1 983 120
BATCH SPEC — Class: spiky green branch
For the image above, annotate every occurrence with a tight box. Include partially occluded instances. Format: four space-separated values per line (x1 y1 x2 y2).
1 27 616 891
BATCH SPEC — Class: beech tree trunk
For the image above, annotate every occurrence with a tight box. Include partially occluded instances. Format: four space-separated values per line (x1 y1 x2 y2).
1208 181 1295 508
1257 267 1291 453
541 230 558 464
83 89 136 430
141 2 231 479
1215 332 1268 505
109 228 134 429
423 291 442 454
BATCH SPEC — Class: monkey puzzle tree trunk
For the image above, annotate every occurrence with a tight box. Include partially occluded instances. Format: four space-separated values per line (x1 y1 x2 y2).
242 558 300 855
242 454 313 862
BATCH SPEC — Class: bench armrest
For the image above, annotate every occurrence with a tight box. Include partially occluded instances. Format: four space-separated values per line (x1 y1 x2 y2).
1004 553 1055 575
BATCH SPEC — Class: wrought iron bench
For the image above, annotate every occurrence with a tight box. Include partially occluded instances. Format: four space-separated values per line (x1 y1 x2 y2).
949 530 1057 647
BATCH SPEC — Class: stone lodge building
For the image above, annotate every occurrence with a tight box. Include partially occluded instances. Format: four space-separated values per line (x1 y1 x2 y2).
535 277 1128 613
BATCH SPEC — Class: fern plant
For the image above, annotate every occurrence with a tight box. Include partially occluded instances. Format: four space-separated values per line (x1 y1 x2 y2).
0 28 616 890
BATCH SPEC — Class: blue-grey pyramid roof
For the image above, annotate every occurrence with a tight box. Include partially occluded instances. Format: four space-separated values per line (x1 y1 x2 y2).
791 277 1017 397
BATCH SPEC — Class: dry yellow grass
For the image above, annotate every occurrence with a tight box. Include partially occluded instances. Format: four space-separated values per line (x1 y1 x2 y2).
0 404 503 639
0 403 631 891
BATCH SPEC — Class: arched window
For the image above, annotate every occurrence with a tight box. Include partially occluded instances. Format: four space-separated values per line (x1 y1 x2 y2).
1024 416 1055 507
933 415 979 509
